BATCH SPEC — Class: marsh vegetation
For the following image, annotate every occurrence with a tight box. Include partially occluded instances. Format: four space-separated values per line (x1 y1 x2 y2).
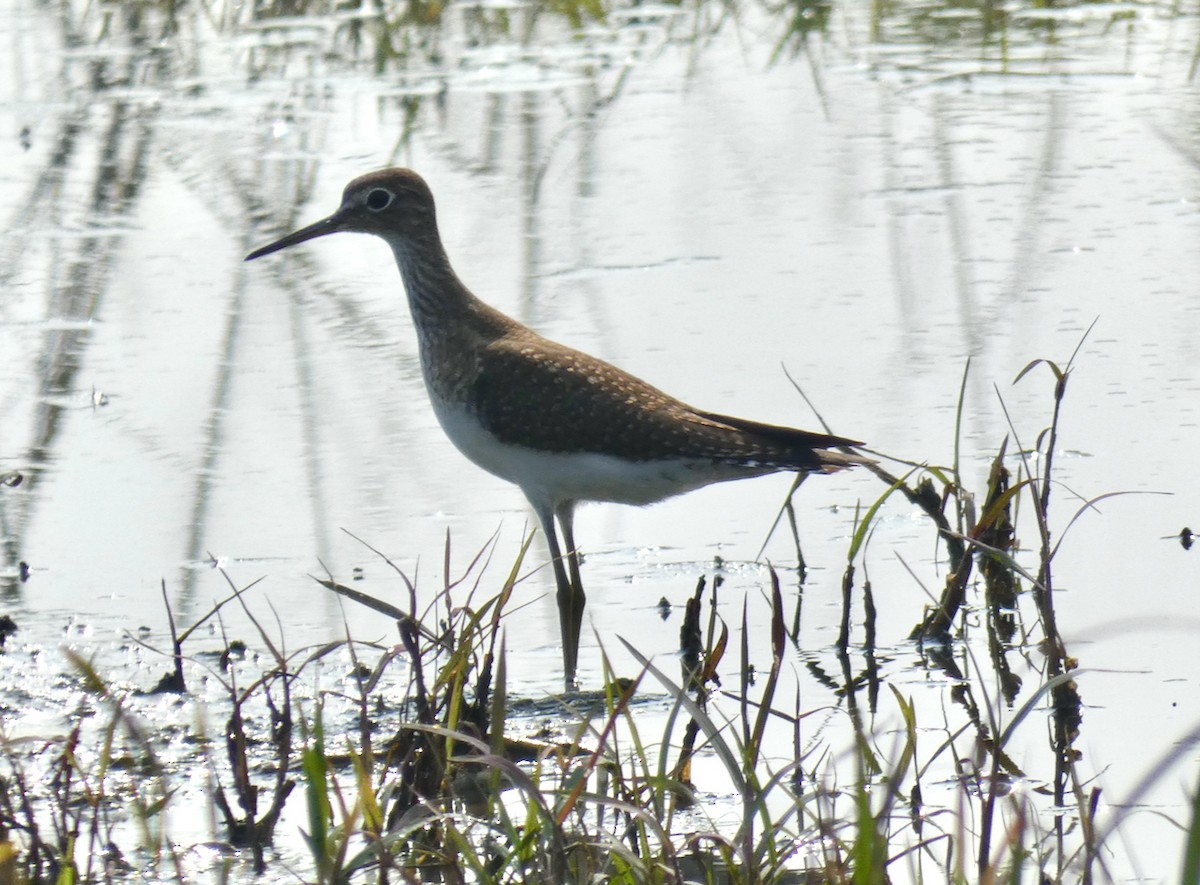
1 0 1198 879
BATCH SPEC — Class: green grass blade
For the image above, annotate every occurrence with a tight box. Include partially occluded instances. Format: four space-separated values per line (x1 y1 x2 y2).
1182 767 1200 883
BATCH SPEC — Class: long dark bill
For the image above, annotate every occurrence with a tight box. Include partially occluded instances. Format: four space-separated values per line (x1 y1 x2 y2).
244 213 344 261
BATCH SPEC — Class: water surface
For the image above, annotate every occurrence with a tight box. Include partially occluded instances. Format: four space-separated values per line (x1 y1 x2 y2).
1 0 1199 877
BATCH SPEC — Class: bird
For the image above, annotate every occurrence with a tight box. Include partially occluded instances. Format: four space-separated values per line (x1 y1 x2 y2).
246 168 865 687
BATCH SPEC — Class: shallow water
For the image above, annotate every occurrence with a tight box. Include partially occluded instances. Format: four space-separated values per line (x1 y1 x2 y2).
1 0 1199 878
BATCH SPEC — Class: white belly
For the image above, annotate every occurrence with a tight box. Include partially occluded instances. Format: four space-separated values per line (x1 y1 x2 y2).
428 398 757 508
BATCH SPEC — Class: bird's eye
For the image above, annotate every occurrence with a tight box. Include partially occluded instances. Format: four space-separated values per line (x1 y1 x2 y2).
366 188 393 211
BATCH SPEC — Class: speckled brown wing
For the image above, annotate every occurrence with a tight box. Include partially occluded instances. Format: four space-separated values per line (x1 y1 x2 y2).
469 336 860 470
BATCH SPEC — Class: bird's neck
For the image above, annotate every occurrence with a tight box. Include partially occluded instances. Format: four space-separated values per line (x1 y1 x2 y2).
386 233 479 324
384 231 521 388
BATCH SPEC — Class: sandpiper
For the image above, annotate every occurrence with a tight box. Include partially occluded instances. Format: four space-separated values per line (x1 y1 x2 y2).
246 168 864 687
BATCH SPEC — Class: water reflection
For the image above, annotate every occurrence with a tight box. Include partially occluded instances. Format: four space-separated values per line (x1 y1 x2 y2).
0 0 1198 877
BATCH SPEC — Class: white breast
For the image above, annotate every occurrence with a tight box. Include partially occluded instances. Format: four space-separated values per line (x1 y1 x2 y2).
427 397 758 509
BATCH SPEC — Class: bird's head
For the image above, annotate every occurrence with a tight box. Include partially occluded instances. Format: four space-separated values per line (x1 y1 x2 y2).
245 167 437 261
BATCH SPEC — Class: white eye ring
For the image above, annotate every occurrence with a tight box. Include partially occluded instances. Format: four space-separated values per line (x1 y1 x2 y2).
366 188 394 211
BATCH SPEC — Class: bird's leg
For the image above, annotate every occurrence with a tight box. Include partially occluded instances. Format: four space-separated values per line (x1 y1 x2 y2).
556 500 586 679
534 500 584 690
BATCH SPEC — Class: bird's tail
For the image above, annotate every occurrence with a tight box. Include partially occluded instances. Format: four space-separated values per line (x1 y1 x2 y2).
693 409 871 473
811 448 872 473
